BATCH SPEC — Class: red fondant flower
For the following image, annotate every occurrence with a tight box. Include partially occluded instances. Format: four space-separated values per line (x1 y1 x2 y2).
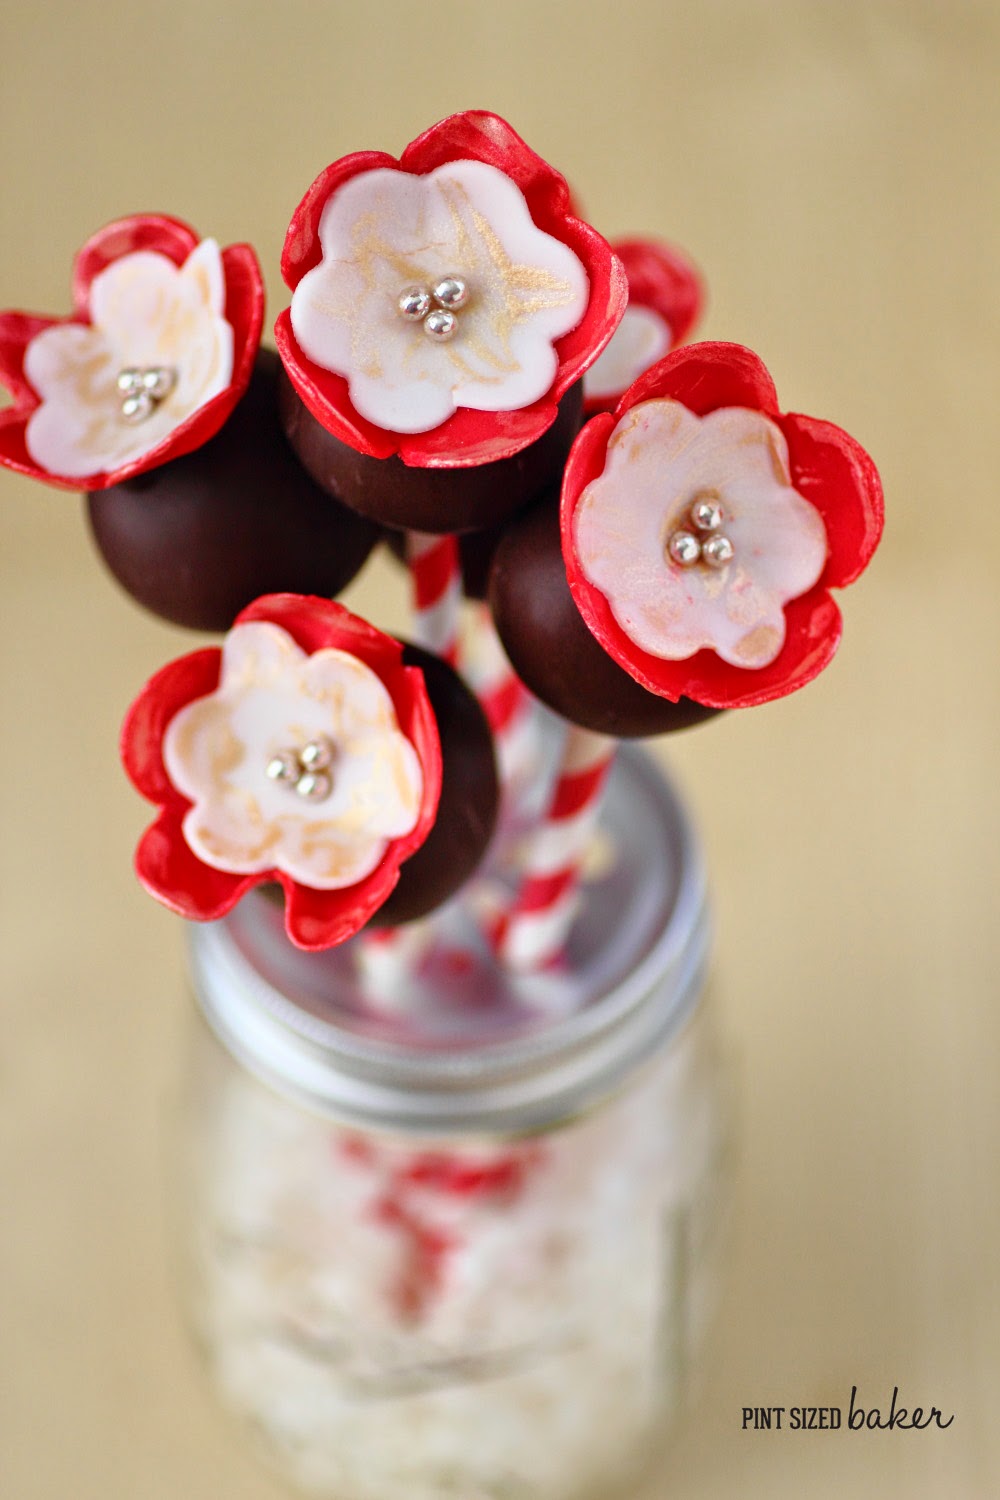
275 110 626 468
561 342 884 710
0 214 263 491
583 238 704 413
121 594 442 951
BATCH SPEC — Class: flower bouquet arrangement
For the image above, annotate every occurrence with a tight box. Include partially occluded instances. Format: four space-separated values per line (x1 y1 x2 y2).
0 109 882 974
0 110 884 1500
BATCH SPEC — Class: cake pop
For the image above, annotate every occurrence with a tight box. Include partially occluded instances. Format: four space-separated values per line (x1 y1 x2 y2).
0 214 263 490
490 341 883 731
121 594 498 950
275 110 626 534
89 349 379 630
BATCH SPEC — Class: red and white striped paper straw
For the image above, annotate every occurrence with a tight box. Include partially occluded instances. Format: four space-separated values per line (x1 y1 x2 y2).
461 605 535 786
356 923 431 1000
494 726 615 971
353 535 460 996
405 531 461 667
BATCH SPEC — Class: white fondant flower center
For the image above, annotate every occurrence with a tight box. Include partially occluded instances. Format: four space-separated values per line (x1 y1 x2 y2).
290 160 589 434
583 303 672 400
573 400 828 669
23 240 234 479
162 622 424 890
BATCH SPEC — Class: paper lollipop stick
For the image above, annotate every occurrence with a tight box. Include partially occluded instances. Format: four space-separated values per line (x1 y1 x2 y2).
461 604 535 788
494 726 615 970
406 531 462 667
356 924 432 1000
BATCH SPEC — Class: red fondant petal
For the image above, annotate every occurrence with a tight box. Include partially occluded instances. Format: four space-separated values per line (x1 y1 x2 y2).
221 242 265 393
235 593 400 671
550 224 627 401
82 394 237 489
584 238 706 416
277 303 564 467
135 809 253 920
652 591 843 709
569 549 842 709
401 111 571 221
0 312 56 404
780 412 884 587
618 341 780 420
283 865 400 951
560 410 617 522
276 264 616 468
281 151 399 289
614 238 704 346
72 214 200 314
0 409 50 485
397 401 557 468
120 648 222 803
274 310 400 459
391 663 443 855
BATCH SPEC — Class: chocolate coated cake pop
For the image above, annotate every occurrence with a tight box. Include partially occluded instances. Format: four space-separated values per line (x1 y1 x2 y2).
278 368 583 536
372 644 499 925
88 350 379 631
489 496 719 737
274 111 625 537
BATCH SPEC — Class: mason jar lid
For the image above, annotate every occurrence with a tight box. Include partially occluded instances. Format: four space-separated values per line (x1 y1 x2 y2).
188 746 709 1135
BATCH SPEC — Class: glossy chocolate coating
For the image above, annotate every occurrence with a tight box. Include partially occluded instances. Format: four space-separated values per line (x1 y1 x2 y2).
87 349 379 631
489 497 720 738
371 644 499 925
278 364 584 535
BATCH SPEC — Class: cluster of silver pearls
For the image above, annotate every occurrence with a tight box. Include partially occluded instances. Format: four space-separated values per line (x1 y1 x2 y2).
667 493 736 570
265 735 335 804
116 365 176 424
397 275 469 343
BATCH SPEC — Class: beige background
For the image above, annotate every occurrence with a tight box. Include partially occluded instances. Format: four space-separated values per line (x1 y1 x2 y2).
1 0 998 1495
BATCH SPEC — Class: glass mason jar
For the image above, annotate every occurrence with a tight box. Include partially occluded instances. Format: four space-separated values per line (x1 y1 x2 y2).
174 747 729 1500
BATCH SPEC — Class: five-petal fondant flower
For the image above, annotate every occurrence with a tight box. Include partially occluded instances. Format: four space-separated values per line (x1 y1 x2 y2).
275 110 627 467
121 594 442 950
583 238 704 413
0 214 263 490
561 342 884 709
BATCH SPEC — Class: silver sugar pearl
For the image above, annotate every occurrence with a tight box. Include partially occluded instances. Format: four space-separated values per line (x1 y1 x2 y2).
299 736 334 772
142 366 175 401
266 750 300 783
702 533 735 569
117 367 143 394
398 286 432 321
432 276 469 310
296 770 333 803
668 530 702 567
121 390 154 423
690 496 724 533
423 308 458 342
